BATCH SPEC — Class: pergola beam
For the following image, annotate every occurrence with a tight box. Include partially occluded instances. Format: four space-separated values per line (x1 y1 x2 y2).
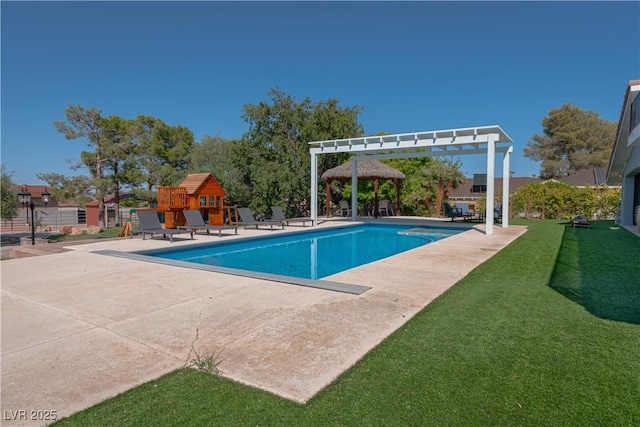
351 146 512 161
315 135 494 153
310 126 512 155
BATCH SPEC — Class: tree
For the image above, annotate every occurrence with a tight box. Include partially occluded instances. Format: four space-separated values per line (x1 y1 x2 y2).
134 116 195 203
524 103 617 179
100 115 141 224
423 158 466 217
189 134 250 206
377 157 433 216
51 106 196 217
235 88 363 216
307 98 363 182
35 173 94 208
511 181 620 220
54 107 147 225
54 105 108 226
1 165 18 221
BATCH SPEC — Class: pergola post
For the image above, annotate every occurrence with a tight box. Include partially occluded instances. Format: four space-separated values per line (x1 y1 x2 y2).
311 150 318 226
485 134 496 236
395 180 402 215
351 159 358 220
373 179 379 217
325 182 331 218
502 146 513 228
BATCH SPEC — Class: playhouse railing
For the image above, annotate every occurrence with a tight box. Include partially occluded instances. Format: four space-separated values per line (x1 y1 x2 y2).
157 186 188 209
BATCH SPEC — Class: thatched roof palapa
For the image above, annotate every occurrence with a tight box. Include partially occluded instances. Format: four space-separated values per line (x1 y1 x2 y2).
321 159 405 218
321 159 405 182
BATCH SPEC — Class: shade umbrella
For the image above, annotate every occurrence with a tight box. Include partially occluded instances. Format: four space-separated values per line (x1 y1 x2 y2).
321 159 405 218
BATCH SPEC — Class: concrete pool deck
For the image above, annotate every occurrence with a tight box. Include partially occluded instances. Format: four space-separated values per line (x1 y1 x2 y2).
1 218 526 425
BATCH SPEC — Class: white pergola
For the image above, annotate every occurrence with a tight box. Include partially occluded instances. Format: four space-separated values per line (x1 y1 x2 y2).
309 125 514 235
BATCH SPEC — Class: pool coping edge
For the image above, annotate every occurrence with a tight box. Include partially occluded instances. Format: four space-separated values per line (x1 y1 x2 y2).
92 249 372 295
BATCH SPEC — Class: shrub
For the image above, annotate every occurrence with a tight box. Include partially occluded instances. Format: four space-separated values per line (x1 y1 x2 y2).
511 181 620 220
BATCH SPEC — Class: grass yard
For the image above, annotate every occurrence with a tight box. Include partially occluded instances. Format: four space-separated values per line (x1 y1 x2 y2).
46 226 123 242
53 220 640 426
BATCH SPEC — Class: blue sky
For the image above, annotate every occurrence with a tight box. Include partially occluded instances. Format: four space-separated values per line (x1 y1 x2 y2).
2 1 639 186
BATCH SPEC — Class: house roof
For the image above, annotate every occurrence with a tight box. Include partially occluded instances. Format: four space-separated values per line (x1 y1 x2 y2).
57 199 81 208
178 173 217 195
450 168 610 199
14 185 51 199
557 168 608 187
85 193 136 207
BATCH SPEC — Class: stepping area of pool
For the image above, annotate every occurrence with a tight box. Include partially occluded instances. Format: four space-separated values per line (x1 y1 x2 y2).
1 218 526 425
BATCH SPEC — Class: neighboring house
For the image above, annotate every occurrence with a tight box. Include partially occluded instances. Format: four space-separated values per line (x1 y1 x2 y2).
449 168 612 216
12 185 58 209
11 185 58 228
557 167 609 187
5 185 85 231
607 79 640 227
8 184 139 229
448 174 542 211
55 199 88 226
86 193 137 227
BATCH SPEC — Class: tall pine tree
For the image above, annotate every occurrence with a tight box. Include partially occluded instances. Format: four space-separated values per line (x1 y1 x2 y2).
524 102 616 179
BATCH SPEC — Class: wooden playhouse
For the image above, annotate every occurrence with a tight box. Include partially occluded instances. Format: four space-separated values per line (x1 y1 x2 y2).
156 173 234 228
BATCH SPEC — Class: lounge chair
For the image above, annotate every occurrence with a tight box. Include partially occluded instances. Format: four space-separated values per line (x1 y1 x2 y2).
455 203 477 221
178 210 238 237
271 206 310 226
572 215 591 229
443 202 463 221
494 203 503 223
135 211 193 243
236 208 284 230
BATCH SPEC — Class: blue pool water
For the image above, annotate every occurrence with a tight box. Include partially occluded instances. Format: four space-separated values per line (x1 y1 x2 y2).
144 224 463 280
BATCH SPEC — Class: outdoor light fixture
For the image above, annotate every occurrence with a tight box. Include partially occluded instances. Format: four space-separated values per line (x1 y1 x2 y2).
17 186 30 206
42 190 51 205
17 186 50 245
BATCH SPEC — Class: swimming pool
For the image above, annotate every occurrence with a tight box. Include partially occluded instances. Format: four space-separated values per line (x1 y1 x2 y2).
140 224 462 280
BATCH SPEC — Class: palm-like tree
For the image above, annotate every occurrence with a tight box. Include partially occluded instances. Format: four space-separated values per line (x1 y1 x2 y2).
422 158 466 217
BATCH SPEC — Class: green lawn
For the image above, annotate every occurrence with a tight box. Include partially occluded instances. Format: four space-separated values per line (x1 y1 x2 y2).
53 220 640 426
46 227 123 242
